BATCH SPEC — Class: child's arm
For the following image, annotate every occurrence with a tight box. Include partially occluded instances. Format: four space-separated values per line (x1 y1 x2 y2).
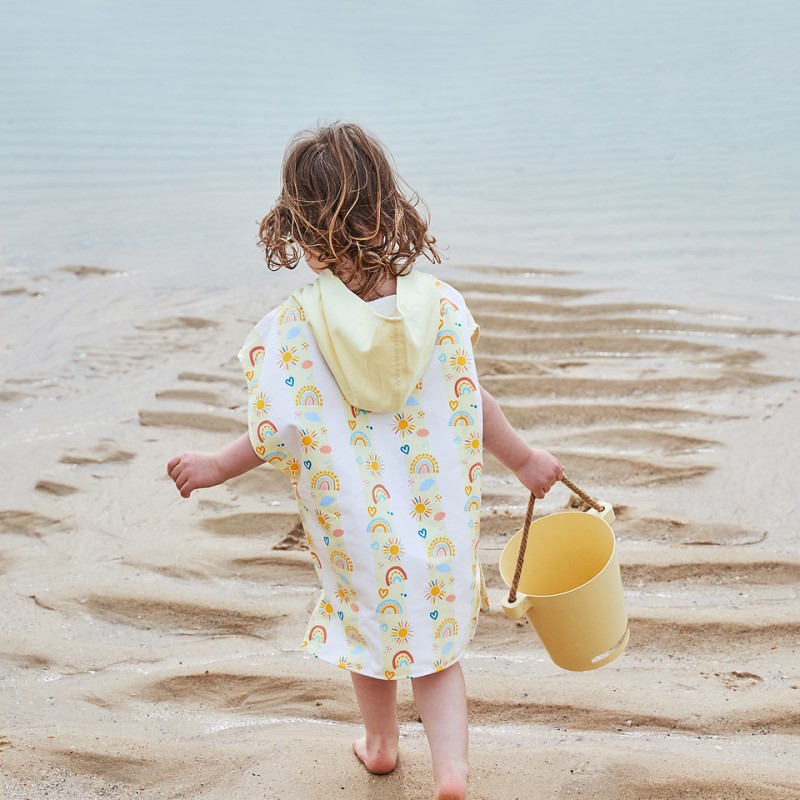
480 386 563 499
167 432 263 498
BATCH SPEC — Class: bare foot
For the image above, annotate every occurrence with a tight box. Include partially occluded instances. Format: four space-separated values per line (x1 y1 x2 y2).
436 769 468 800
353 734 398 775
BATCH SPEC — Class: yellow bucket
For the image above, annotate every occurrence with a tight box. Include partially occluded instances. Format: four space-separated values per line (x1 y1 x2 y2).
499 484 629 672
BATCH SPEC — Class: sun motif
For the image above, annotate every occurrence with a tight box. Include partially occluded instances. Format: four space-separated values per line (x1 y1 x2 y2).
277 345 299 370
337 657 351 670
251 392 270 416
450 349 472 373
392 621 413 643
315 509 332 531
465 434 482 456
335 584 353 605
284 458 301 478
299 428 319 453
383 537 405 562
318 598 335 620
366 453 384 477
410 495 432 521
392 412 416 438
426 579 446 603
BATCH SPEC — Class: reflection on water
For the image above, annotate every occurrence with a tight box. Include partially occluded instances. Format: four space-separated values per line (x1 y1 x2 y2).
1 0 798 319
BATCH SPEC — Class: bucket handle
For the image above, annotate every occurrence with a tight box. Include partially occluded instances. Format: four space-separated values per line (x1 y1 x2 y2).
507 476 605 604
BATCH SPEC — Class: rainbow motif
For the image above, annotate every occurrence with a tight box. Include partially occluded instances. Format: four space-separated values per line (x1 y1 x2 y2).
265 450 287 465
310 552 322 571
464 498 480 513
309 624 327 643
435 329 458 345
392 650 414 669
409 454 439 475
468 462 483 483
385 566 408 585
256 420 278 442
346 626 367 646
440 297 460 314
371 484 391 503
295 386 323 406
367 517 392 535
350 431 371 447
435 618 459 638
454 377 477 396
428 537 455 558
312 470 340 492
449 411 474 426
376 599 403 615
330 551 353 572
280 306 305 324
248 345 265 366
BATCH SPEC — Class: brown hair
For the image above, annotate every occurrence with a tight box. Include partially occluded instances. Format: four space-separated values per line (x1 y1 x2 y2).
258 122 441 298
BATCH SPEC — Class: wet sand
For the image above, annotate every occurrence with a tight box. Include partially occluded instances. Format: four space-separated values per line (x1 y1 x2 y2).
1 263 799 799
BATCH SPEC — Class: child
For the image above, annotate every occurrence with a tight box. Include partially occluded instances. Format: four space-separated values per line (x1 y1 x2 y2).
167 122 563 800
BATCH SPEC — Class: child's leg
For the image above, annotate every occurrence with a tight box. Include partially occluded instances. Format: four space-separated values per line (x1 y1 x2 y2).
350 671 400 774
411 663 469 800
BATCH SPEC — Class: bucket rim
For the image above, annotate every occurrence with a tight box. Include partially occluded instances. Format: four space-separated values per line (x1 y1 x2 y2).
499 512 619 600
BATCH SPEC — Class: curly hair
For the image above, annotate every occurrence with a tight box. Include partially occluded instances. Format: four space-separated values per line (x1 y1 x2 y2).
258 122 441 298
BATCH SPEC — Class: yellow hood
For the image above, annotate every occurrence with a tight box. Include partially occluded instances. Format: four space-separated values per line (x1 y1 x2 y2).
293 269 440 413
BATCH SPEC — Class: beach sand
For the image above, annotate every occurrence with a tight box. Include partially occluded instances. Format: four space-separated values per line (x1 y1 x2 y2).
1 262 799 799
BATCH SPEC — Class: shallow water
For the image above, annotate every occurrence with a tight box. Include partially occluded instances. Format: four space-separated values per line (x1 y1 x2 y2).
1 0 798 323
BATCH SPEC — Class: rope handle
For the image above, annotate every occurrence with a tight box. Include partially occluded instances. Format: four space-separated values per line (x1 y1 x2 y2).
507 476 605 604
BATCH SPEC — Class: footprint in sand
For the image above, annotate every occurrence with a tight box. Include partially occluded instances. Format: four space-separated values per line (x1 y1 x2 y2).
0 510 60 537
136 316 219 332
80 594 274 637
58 265 120 278
139 409 242 434
35 479 80 496
59 440 136 466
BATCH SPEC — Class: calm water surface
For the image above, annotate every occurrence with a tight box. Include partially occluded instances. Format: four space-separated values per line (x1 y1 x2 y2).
1 0 798 322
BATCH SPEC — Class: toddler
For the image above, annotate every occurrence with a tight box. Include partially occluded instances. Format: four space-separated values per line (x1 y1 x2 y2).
167 122 563 800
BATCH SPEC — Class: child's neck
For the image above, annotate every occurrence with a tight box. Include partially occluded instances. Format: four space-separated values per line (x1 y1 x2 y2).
359 276 397 302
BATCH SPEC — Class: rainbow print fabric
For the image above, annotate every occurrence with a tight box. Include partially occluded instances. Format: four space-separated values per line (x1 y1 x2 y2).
238 276 486 680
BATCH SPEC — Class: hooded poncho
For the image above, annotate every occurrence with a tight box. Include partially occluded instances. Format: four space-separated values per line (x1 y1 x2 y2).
238 270 487 679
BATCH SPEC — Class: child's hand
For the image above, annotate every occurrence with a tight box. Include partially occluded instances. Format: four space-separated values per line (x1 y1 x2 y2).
167 451 224 498
513 447 564 500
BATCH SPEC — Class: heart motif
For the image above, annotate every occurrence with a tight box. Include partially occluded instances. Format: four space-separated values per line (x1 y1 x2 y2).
368 506 377 517
438 353 446 363
323 536 330 545
465 486 472 496
401 444 410 455
379 588 389 599
418 528 427 538
348 419 356 430
385 670 395 680
453 436 462 445
245 370 254 381
256 445 266 456
285 376 295 387
449 400 458 410
371 541 379 550
337 611 344 620
430 610 439 620
304 460 312 469
380 623 389 632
